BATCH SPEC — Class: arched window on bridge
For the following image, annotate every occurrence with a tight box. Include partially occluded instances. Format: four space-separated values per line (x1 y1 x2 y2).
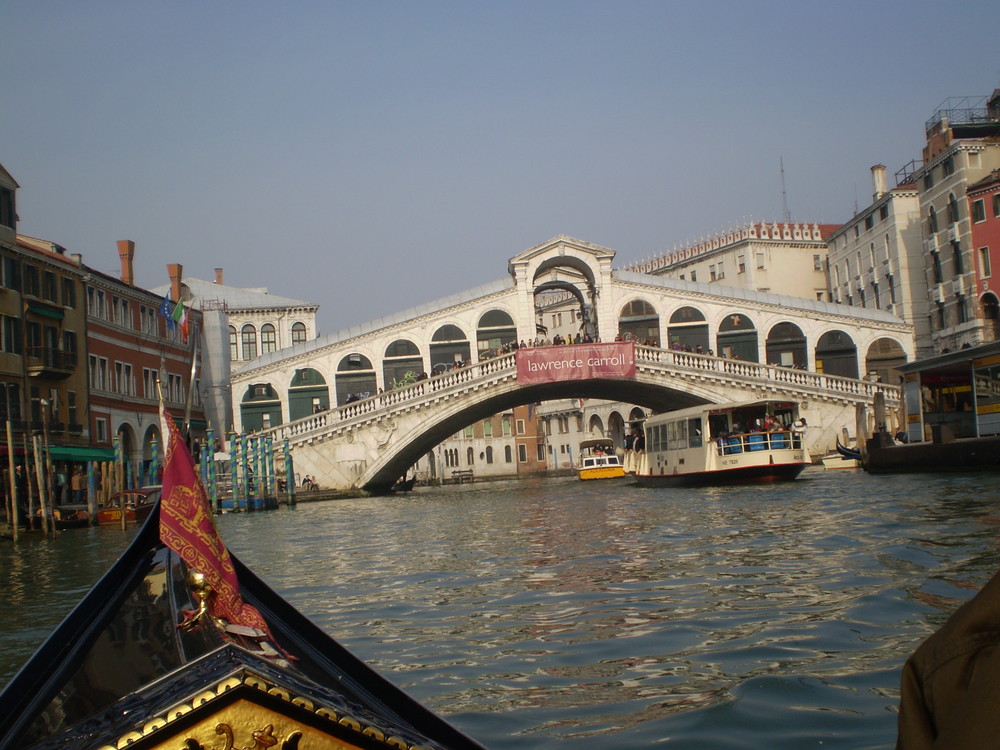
288 367 330 420
260 323 277 355
229 325 238 362
336 353 376 406
667 307 709 352
241 324 257 361
431 324 471 373
618 299 659 344
240 383 282 432
291 321 307 345
765 322 807 369
477 309 516 358
717 313 758 361
383 339 423 390
815 330 859 379
865 338 907 384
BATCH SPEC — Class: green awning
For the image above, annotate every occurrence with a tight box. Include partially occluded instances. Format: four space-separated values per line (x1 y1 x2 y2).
26 304 64 320
187 419 208 431
47 445 117 462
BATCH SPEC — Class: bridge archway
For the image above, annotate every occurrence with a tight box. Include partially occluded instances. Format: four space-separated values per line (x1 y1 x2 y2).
815 330 858 378
288 367 330 420
717 312 758 361
430 324 471 373
336 354 376 405
241 383 282 431
765 322 807 368
356 377 718 491
477 309 517 358
668 306 709 352
618 299 659 343
383 339 423 389
865 338 908 383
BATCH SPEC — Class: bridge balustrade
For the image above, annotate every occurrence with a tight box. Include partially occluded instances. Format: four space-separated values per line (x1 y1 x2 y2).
258 345 897 447
634 346 896 401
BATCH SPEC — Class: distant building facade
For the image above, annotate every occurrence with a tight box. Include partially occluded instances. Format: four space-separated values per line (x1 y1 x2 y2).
630 220 841 302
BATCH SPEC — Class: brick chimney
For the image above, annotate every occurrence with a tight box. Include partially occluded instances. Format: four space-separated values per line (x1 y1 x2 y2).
167 263 183 303
117 240 135 285
214 267 224 284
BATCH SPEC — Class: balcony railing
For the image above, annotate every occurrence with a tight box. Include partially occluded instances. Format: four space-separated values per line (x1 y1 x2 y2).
26 347 76 377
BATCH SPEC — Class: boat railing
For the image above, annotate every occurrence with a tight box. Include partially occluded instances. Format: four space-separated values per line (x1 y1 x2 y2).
713 429 803 456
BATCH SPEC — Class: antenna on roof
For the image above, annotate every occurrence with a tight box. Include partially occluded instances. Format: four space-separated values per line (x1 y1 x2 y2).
780 157 791 223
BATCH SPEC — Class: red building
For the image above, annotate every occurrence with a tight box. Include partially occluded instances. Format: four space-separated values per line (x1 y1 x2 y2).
968 169 1000 340
84 242 207 472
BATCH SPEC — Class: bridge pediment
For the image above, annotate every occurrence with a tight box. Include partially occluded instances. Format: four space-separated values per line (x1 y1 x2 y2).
508 235 616 282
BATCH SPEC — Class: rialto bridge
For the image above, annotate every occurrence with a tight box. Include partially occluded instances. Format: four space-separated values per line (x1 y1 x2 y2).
233 236 912 491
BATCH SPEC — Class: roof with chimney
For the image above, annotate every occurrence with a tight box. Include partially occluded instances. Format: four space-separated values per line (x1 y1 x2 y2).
151 276 319 313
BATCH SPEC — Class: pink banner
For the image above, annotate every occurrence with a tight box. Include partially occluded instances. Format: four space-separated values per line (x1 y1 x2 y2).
516 342 636 385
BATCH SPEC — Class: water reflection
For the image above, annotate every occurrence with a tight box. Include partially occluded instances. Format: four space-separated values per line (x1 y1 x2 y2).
4 469 1000 748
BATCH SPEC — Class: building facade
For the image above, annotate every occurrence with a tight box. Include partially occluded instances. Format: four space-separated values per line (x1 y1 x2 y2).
912 91 1000 354
630 220 841 302
152 271 319 434
83 243 207 468
826 165 931 358
968 169 1000 342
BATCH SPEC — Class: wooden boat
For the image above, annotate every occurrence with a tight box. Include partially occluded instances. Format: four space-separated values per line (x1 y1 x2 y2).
0 502 486 750
96 486 160 525
633 399 810 488
578 438 626 480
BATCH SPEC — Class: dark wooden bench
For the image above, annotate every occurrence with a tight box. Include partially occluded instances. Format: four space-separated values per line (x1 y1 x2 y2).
451 470 474 483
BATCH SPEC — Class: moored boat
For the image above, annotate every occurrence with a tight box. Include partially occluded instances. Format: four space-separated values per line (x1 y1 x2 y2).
95 486 160 526
633 399 810 488
578 438 626 480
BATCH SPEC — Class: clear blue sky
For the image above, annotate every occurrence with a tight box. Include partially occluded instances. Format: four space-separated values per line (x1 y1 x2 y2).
4 1 1000 335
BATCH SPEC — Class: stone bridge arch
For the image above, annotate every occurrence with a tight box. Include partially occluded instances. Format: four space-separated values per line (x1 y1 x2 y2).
354 376 725 491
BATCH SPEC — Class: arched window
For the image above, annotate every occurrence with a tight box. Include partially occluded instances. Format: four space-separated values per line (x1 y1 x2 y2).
260 323 277 354
229 325 238 362
466 447 475 465
485 446 494 464
291 322 307 345
948 193 960 224
928 206 938 234
505 445 513 463
241 324 257 360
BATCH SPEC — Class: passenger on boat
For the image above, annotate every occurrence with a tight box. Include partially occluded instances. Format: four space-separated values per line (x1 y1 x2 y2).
897 566 1000 748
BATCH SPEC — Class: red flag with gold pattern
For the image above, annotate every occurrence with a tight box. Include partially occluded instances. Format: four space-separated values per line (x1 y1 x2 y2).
158 404 268 632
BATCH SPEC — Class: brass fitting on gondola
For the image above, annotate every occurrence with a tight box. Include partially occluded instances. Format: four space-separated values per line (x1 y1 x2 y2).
180 570 228 632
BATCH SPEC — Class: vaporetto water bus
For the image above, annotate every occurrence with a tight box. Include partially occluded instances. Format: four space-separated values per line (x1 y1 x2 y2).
634 399 810 487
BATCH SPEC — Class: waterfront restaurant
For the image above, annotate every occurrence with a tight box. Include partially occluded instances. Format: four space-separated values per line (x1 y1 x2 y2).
899 340 1000 443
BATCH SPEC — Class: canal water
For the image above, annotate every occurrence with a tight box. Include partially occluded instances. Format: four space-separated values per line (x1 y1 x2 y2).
3 467 1000 749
